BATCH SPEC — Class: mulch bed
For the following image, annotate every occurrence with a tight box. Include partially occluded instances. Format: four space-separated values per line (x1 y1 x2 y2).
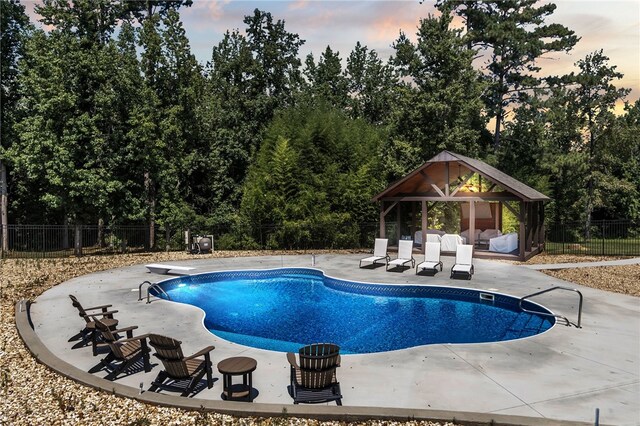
0 251 456 426
2 250 637 424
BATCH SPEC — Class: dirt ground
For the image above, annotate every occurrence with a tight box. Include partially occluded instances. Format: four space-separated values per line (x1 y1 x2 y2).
1 250 637 425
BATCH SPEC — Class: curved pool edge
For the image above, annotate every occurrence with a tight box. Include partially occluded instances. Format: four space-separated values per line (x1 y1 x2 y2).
154 267 558 353
15 299 590 426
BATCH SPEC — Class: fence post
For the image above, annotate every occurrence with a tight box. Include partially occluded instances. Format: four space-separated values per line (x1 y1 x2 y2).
562 224 565 255
41 225 45 257
601 222 605 256
74 225 83 257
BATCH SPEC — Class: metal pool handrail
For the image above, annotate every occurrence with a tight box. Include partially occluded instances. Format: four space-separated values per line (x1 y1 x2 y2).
138 280 171 304
519 286 583 328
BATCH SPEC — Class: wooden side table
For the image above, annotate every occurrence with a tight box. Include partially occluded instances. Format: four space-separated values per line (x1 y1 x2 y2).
217 356 257 402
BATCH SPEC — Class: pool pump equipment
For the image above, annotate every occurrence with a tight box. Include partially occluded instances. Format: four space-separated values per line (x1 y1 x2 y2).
185 232 214 254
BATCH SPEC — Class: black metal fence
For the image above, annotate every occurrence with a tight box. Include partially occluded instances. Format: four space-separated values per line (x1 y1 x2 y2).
545 220 640 256
0 222 381 259
0 224 169 258
2 220 638 259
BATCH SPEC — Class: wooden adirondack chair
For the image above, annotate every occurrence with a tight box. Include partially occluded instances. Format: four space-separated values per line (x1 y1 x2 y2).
147 334 215 397
286 343 342 405
91 318 151 380
68 294 119 356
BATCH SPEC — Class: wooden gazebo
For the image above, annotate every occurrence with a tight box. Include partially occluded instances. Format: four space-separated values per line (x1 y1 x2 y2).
372 151 549 261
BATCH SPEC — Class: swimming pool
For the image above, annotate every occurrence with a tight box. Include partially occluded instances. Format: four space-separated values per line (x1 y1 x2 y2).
155 268 555 354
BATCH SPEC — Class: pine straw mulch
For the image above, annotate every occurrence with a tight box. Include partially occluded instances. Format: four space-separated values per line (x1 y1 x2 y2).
541 264 640 297
514 253 640 297
0 251 456 426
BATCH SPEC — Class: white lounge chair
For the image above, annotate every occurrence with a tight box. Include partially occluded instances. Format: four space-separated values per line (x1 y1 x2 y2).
386 240 415 271
450 244 474 279
415 242 443 274
359 238 390 268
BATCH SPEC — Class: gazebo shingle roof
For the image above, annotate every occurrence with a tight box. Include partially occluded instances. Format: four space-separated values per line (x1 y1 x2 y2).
372 150 550 202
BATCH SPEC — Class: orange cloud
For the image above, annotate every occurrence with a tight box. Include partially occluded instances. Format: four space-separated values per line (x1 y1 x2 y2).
180 0 231 25
366 2 430 43
23 0 43 24
289 0 309 11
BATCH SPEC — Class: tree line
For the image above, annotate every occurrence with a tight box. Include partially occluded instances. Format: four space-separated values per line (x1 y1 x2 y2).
1 0 638 250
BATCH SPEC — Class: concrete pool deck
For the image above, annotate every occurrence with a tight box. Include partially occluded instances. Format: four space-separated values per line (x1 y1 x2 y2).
25 254 639 425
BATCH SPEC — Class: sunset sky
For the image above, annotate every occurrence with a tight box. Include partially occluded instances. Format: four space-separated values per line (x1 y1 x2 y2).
24 0 640 107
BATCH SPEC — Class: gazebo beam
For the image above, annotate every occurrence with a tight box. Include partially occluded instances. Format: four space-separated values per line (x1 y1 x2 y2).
380 194 521 202
450 172 474 197
379 201 398 238
431 184 445 197
383 201 397 216
502 200 519 217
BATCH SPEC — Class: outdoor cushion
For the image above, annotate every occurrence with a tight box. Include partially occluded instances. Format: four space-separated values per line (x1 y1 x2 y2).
479 229 502 240
489 233 518 253
440 234 463 252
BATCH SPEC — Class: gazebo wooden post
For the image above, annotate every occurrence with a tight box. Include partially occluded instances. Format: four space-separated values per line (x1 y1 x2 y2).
469 201 476 247
421 200 427 254
411 202 417 240
519 201 526 260
525 202 533 252
379 202 386 238
531 202 539 248
396 201 402 244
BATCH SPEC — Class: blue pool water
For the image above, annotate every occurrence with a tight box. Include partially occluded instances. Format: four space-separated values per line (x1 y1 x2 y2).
156 268 554 354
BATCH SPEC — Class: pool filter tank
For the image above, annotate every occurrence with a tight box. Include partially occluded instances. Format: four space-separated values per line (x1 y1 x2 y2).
197 236 212 253
189 235 213 254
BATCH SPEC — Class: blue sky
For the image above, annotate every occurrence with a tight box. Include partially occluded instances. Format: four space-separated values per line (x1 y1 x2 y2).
24 0 640 106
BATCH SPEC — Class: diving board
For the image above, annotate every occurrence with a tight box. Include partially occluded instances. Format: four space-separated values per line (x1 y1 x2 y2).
145 264 196 275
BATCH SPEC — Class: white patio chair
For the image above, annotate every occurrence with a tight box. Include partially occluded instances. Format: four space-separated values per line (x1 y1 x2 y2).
414 231 442 247
450 244 474 279
416 242 443 274
426 234 442 243
386 240 415 271
359 238 390 268
441 234 463 251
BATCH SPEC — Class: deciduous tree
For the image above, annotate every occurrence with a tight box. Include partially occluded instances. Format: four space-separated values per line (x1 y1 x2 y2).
1 0 31 249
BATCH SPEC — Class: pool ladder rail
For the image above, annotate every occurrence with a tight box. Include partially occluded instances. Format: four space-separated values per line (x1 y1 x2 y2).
138 280 171 304
519 286 583 328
